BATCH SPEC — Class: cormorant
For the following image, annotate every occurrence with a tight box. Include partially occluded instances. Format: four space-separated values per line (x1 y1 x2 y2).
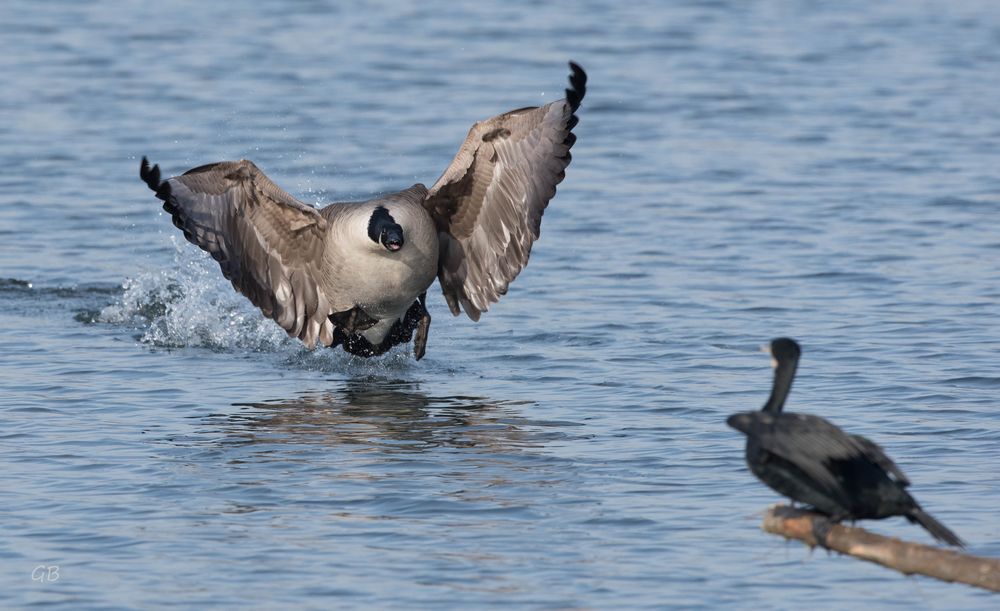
727 338 963 547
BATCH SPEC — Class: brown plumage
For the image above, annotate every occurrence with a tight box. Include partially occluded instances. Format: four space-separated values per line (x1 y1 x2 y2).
140 62 586 359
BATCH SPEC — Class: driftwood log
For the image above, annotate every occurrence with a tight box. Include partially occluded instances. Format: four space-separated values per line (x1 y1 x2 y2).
762 505 1000 593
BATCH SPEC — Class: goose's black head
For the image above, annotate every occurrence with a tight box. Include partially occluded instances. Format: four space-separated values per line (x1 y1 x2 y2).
368 206 404 252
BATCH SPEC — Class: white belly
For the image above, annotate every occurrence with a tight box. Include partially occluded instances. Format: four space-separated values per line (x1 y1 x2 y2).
330 239 437 344
321 193 439 345
357 257 435 343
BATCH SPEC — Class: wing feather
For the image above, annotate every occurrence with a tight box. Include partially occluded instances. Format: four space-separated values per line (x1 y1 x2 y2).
850 433 911 486
423 62 587 320
140 157 335 348
728 411 885 494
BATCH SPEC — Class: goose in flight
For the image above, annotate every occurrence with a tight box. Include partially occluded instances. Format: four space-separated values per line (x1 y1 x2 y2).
727 338 964 547
140 62 586 360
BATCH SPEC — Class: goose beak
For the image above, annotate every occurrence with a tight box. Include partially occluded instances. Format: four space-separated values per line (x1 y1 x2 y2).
381 227 404 252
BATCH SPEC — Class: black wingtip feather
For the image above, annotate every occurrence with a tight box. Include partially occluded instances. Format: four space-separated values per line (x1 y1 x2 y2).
565 61 587 112
140 156 158 190
140 156 173 202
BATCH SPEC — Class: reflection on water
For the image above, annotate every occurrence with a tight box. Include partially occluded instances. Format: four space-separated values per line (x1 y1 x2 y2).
185 378 586 530
5 0 1000 607
212 378 537 452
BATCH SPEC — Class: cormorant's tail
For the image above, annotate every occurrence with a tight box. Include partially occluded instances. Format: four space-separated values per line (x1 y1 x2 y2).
907 507 964 548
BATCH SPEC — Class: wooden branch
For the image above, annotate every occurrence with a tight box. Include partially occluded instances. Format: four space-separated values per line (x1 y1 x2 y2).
762 505 1000 593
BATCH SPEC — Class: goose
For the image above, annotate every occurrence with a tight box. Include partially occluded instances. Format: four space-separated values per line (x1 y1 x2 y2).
727 338 964 547
140 62 586 360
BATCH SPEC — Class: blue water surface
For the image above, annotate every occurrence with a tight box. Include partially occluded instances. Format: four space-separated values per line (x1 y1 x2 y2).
2 0 999 608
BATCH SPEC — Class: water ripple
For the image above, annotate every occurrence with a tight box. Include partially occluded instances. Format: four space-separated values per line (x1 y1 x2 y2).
3 0 1000 609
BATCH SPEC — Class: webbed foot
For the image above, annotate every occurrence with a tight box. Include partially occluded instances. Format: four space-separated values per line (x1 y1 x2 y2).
330 296 430 359
330 306 379 333
811 513 845 549
412 293 431 360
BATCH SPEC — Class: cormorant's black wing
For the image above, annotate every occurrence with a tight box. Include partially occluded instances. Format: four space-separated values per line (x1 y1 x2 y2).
728 411 873 494
849 433 911 486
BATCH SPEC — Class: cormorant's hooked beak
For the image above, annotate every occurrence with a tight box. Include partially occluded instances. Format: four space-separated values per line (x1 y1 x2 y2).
760 343 777 369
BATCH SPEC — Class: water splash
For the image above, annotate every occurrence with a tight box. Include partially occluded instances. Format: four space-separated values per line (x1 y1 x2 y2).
99 237 291 352
97 238 420 373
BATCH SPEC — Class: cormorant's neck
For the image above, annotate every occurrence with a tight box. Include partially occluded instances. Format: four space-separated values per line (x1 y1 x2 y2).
762 360 798 413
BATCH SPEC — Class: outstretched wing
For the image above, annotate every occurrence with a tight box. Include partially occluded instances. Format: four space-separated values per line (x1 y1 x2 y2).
423 62 587 320
140 157 336 348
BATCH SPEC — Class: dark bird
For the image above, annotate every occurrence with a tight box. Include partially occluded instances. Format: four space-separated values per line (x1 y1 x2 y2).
140 62 586 360
727 338 964 547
